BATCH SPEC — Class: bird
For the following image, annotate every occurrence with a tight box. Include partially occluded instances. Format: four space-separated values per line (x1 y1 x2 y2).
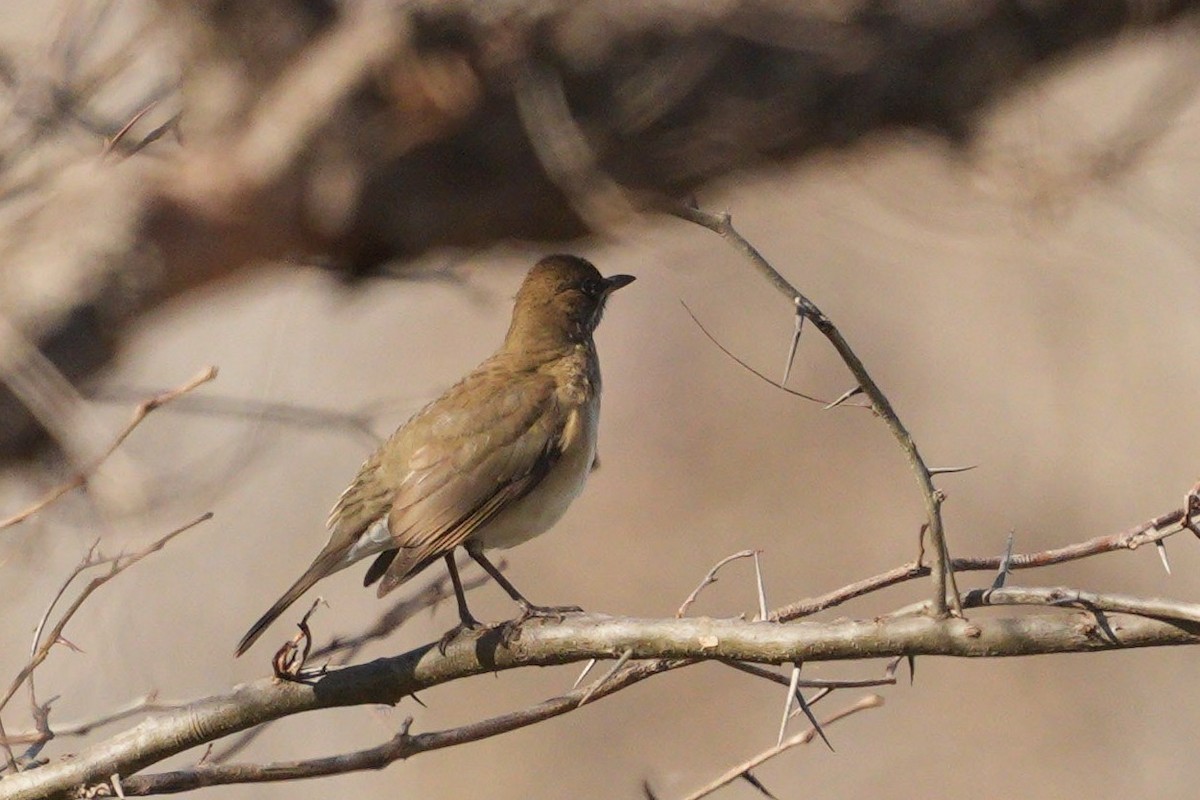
236 254 634 656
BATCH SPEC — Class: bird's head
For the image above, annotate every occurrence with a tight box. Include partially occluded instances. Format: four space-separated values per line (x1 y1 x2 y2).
506 255 635 349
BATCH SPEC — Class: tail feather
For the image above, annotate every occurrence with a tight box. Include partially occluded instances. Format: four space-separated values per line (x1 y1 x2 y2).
235 559 334 657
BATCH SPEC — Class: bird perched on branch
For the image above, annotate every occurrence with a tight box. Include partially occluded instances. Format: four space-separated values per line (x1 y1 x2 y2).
236 255 634 656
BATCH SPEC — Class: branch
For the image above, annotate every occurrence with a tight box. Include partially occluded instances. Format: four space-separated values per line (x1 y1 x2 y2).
676 694 885 800
673 203 961 616
771 503 1193 621
4 600 1198 798
0 513 212 775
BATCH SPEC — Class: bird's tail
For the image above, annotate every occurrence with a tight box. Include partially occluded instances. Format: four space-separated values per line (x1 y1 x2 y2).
235 556 337 657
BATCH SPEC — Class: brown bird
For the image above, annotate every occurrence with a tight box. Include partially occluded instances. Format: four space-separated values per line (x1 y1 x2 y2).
236 255 634 656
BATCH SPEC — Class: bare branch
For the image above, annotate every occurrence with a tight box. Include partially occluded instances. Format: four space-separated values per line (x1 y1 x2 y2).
676 550 758 618
678 695 885 800
771 503 1195 622
0 513 212 723
0 367 218 531
5 598 1200 798
673 204 962 616
680 302 828 405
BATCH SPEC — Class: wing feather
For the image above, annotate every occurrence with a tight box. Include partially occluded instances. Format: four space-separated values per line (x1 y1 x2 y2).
328 363 569 595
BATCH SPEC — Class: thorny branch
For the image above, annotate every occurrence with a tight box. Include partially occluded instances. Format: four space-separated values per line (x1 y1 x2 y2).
673 694 885 800
0 512 211 773
675 203 965 617
4 496 1200 797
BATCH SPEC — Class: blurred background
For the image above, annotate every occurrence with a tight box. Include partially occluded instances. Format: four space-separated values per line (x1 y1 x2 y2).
2 3 1200 799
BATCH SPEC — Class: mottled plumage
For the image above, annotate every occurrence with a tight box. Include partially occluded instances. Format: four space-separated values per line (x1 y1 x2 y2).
236 255 633 656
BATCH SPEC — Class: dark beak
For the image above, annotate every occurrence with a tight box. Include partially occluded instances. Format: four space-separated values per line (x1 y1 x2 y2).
603 274 636 294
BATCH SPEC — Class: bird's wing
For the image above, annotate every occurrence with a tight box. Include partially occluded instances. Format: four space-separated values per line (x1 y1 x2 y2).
330 365 568 594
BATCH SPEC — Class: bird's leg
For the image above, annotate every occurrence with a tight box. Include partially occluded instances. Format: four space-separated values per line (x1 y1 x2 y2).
466 543 583 625
437 553 482 654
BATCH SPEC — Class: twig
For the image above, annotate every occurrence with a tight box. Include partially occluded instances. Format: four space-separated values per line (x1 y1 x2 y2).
677 550 758 617
0 514 212 719
0 367 218 530
674 204 962 617
967 586 1200 624
771 503 1196 622
681 302 828 405
90 389 388 446
0 694 187 747
678 695 884 800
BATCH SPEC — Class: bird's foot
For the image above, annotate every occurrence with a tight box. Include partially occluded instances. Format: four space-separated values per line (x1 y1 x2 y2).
500 602 584 646
437 614 483 655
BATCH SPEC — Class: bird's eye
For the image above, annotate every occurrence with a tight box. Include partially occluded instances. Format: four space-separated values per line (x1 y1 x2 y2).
582 278 603 297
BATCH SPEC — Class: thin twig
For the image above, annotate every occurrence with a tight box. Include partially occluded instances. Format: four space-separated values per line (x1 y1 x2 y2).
771 501 1195 622
0 694 187 747
0 367 218 530
679 695 884 800
681 303 828 405
674 204 962 617
0 514 212 718
677 550 758 617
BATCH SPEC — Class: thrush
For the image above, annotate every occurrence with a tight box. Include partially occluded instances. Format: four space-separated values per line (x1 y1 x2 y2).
236 255 634 656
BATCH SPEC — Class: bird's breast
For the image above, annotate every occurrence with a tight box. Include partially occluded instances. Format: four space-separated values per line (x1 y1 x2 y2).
473 395 599 550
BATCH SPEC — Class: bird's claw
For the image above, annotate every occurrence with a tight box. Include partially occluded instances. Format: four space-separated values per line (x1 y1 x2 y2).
500 603 584 646
437 616 483 655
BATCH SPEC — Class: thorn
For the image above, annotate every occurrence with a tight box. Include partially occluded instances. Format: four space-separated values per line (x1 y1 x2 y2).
824 385 864 410
642 779 659 800
777 664 801 746
906 655 916 685
578 649 634 707
409 692 428 708
927 464 978 476
741 771 780 800
1156 539 1172 575
572 658 598 690
753 550 768 622
782 663 833 751
781 303 803 386
991 532 1015 590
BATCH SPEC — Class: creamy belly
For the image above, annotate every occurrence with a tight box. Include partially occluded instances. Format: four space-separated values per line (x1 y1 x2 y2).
472 399 599 550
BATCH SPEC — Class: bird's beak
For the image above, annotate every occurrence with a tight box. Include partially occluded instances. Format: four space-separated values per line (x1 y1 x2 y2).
603 274 636 294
